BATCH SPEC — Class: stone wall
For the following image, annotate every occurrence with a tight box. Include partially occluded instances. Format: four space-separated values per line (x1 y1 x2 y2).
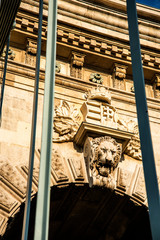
0 0 160 237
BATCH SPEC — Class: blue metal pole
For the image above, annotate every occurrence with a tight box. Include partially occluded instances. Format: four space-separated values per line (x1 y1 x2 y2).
127 1 160 239
0 35 10 124
21 1 43 239
34 0 58 239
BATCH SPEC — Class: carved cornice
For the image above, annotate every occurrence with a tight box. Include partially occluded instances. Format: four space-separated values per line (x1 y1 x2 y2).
57 26 160 70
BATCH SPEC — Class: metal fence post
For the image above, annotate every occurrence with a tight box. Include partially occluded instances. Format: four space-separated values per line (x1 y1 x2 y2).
127 1 160 239
21 1 43 239
34 0 58 239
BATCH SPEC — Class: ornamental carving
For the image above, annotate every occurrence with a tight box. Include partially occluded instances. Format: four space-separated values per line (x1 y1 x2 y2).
0 160 26 197
84 136 122 189
153 74 160 99
55 62 61 73
70 51 85 79
89 73 103 84
82 86 118 129
112 63 128 90
2 48 15 60
53 100 81 142
80 86 142 161
25 38 37 65
51 148 68 182
26 38 37 55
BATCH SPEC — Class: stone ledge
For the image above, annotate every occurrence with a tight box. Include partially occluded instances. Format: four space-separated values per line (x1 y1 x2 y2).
74 121 134 151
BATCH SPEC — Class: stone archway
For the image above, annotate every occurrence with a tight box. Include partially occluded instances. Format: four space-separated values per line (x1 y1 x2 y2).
2 183 152 240
0 87 154 239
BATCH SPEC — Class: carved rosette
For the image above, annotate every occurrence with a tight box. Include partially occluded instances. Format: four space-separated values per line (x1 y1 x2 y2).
89 73 103 84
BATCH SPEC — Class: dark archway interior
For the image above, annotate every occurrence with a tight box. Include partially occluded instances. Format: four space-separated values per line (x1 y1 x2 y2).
2 185 152 240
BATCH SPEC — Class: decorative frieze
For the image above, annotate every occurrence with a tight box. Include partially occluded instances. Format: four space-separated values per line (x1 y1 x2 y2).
70 51 85 79
56 27 160 70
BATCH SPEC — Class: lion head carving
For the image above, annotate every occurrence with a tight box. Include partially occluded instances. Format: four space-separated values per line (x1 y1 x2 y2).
91 136 122 178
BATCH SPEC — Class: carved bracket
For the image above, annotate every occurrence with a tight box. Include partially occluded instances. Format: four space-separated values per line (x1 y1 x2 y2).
70 51 85 79
112 63 128 90
25 38 37 65
153 74 160 98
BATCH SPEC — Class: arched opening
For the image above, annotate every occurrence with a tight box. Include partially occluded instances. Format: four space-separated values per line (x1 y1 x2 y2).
2 184 152 240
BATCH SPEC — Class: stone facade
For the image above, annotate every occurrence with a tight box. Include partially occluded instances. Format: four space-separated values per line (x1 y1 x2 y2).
0 0 160 239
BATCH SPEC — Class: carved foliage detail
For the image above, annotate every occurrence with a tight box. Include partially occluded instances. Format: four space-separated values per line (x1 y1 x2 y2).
53 100 81 142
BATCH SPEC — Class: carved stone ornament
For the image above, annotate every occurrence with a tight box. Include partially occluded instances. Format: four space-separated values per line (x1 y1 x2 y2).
70 51 85 79
153 74 160 98
55 62 61 73
51 148 68 182
2 48 15 60
26 38 37 55
78 86 142 160
84 136 122 189
89 73 103 84
112 63 128 90
53 100 81 142
82 86 119 129
25 38 37 65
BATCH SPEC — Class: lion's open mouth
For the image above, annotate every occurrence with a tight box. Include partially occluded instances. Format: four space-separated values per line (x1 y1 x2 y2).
97 163 112 177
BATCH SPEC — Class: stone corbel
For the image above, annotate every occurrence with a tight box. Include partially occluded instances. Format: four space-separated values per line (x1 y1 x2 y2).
112 63 128 90
153 74 160 98
26 38 37 55
70 51 85 79
25 38 37 65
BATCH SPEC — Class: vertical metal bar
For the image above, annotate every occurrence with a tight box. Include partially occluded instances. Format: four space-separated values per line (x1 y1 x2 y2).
127 1 160 239
0 35 10 124
34 0 58 239
21 1 43 240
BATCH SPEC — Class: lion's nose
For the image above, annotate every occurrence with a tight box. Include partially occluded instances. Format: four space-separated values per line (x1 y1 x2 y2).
105 151 113 162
